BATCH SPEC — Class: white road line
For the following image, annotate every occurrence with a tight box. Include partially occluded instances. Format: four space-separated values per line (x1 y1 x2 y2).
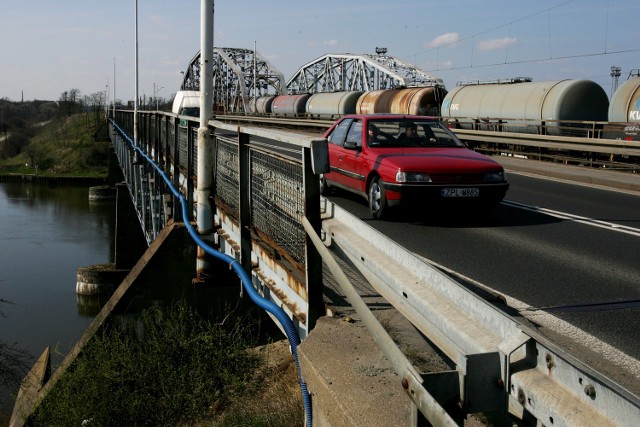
502 200 640 237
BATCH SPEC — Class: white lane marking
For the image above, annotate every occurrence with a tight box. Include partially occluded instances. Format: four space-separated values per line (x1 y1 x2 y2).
505 169 640 197
502 200 640 237
419 256 640 379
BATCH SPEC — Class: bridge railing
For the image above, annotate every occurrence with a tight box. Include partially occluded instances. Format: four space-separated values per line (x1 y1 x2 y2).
110 110 327 339
110 111 640 425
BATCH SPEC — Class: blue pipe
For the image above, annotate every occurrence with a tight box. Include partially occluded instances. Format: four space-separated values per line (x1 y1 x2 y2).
110 119 312 425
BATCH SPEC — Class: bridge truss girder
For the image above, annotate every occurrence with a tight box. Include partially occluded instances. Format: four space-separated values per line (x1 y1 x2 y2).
286 53 446 94
180 47 286 114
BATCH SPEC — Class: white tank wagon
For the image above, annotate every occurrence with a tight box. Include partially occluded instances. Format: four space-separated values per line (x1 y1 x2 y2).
305 91 364 119
247 95 277 115
609 76 640 123
441 80 609 136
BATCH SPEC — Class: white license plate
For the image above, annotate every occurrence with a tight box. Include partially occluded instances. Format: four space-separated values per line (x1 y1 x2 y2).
440 188 479 198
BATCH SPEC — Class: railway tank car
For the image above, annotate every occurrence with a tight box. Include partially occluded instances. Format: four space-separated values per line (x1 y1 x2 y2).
356 86 447 116
608 76 640 123
440 80 609 136
305 91 364 119
247 96 277 115
603 75 640 141
270 94 310 117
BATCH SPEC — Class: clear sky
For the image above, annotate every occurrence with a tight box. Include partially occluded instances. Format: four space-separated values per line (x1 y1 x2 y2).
1 0 638 103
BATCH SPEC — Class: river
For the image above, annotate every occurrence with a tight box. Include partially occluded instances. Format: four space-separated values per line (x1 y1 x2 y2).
0 181 115 420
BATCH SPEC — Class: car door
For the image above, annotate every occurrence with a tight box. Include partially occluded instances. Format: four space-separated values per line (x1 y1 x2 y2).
326 118 353 187
339 120 367 192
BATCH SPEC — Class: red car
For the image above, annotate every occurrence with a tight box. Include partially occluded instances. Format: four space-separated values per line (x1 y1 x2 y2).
321 114 509 219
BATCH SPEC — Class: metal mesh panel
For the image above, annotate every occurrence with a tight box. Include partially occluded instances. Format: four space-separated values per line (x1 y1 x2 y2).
178 126 189 170
160 120 167 157
168 123 175 159
150 118 156 150
214 137 239 214
250 149 305 265
192 127 198 178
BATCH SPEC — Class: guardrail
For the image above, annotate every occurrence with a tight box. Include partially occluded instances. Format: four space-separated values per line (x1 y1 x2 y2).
111 111 640 425
318 198 640 426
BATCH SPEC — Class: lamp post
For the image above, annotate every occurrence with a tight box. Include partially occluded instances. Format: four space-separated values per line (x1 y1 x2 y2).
133 0 140 164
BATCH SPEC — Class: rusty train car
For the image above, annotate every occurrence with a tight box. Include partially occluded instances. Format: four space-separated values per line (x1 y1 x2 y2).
249 86 447 119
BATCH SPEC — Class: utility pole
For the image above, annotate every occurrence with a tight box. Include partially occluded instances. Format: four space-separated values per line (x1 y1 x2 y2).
195 0 215 281
113 57 116 117
133 0 140 163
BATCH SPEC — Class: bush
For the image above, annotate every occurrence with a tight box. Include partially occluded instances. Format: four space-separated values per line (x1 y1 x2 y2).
32 301 262 426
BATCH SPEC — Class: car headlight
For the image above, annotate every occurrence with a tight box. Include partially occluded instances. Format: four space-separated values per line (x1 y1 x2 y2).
396 171 432 183
484 171 506 182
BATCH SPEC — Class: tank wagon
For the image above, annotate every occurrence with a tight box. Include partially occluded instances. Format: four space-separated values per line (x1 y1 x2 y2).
356 86 446 116
440 80 609 136
271 94 310 117
306 91 364 119
250 87 447 118
247 96 276 115
609 76 640 123
603 76 640 141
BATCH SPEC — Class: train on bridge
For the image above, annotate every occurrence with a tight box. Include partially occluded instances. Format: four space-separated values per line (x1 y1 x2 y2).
175 76 640 141
173 48 640 142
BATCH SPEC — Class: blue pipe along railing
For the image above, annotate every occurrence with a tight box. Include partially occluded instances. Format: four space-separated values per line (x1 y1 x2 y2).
110 119 313 426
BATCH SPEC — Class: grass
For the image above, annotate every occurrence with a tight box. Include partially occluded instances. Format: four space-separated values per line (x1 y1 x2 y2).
0 113 110 178
30 300 303 426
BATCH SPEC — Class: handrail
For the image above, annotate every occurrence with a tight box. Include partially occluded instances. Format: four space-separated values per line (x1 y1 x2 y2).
302 216 459 426
319 197 640 426
110 119 313 426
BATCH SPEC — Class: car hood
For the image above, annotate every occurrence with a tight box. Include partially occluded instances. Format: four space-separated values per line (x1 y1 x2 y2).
370 147 503 173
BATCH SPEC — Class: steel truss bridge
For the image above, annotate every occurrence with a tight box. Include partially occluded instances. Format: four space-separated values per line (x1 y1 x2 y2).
178 48 445 113
286 52 445 94
179 48 287 114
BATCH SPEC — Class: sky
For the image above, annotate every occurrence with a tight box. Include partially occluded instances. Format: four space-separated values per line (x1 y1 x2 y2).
1 0 639 103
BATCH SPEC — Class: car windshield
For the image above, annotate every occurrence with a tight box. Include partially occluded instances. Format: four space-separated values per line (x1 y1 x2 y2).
367 120 464 148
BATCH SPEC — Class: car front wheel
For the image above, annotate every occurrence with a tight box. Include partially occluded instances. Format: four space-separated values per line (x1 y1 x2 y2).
368 177 388 219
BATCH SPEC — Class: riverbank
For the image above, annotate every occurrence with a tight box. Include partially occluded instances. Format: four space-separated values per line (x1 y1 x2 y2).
0 173 107 185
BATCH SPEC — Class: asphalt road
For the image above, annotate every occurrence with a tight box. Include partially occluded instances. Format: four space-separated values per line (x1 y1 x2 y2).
324 170 640 363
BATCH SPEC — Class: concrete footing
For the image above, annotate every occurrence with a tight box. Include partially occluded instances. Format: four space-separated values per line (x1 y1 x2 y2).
88 185 116 202
76 264 130 296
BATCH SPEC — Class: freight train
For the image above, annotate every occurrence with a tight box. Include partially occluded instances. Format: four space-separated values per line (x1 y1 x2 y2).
247 86 447 119
175 75 640 140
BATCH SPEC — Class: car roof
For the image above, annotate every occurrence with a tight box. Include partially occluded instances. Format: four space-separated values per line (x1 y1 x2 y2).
341 114 439 121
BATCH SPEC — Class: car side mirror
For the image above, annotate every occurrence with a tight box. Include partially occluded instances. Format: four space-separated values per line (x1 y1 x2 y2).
343 140 360 150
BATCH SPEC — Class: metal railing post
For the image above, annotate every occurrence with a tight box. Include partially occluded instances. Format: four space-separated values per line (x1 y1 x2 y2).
302 146 323 330
238 130 252 285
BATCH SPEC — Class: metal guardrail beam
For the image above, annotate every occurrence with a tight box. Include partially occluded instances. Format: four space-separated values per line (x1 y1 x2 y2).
319 197 640 426
452 128 640 157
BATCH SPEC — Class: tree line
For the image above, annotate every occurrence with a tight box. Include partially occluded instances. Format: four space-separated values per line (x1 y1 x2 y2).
0 89 109 161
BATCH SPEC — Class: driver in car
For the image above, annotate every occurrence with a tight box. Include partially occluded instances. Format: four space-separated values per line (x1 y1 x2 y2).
397 123 424 145
368 124 393 145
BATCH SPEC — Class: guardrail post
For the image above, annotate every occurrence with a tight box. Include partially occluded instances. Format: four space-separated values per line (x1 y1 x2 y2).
172 118 182 223
303 146 323 330
186 119 195 221
238 130 252 289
